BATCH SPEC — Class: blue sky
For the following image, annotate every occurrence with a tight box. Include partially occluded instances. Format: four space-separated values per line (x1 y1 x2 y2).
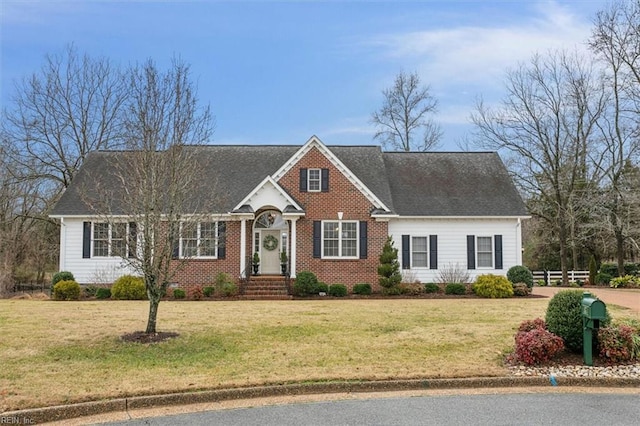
1 0 608 150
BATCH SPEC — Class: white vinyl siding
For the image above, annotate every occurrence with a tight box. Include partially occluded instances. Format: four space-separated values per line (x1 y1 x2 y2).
388 218 522 283
59 219 137 284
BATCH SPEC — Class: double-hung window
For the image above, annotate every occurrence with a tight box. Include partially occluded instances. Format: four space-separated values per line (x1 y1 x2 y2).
411 237 428 268
93 222 132 257
308 168 321 192
476 236 493 268
322 221 358 258
181 221 217 258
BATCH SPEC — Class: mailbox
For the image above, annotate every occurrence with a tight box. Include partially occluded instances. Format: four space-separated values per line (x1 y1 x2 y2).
582 295 607 320
581 292 607 366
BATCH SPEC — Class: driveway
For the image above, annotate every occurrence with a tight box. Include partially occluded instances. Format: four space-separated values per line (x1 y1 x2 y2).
532 286 640 313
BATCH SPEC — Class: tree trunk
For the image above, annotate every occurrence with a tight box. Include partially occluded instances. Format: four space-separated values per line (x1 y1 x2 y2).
145 295 160 334
615 228 625 277
558 218 570 285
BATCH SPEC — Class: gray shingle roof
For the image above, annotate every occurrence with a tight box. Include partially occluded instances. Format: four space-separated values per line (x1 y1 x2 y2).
50 145 527 217
382 152 528 216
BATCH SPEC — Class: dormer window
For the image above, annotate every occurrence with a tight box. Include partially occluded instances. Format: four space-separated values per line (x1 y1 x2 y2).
308 168 321 192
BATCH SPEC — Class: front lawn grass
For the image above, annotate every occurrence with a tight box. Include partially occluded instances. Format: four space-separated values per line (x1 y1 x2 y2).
1 298 637 411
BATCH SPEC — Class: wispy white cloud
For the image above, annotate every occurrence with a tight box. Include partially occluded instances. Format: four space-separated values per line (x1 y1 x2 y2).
368 2 591 123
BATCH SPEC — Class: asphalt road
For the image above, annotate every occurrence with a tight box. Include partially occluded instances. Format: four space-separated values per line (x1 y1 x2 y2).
100 393 640 425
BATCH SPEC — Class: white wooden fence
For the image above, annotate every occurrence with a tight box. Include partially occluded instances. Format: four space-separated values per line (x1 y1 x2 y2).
532 270 589 286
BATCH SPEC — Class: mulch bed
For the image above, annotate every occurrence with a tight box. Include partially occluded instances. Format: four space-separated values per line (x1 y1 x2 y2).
121 331 180 344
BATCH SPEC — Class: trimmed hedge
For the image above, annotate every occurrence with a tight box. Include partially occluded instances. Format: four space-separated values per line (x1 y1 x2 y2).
203 286 215 297
173 288 186 299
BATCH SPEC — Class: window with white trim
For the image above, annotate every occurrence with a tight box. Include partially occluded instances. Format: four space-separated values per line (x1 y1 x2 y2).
411 236 428 268
308 168 321 192
322 221 358 258
93 222 131 258
476 236 493 268
181 221 217 258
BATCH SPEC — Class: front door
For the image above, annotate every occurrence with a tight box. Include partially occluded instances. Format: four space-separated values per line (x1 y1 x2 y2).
261 230 281 274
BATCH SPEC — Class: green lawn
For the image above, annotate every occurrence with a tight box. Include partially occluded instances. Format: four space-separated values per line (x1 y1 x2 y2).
1 297 638 411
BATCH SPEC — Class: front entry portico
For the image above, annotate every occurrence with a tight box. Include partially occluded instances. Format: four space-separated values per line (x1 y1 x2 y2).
254 210 288 275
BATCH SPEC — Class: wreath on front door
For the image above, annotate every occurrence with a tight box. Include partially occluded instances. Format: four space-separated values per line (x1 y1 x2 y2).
263 234 278 251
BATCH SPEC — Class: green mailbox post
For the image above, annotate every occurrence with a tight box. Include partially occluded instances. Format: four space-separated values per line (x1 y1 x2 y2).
581 292 606 366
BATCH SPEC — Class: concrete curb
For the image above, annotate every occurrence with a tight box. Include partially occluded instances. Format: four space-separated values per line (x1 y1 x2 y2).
4 376 640 424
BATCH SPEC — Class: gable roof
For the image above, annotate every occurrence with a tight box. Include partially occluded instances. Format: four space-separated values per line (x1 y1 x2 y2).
383 152 528 216
50 140 528 218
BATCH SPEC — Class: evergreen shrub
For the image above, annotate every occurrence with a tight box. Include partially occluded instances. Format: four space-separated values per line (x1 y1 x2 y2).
53 280 81 300
328 284 347 297
111 275 147 300
293 271 318 296
52 271 75 286
424 283 440 294
472 274 514 298
95 287 111 299
353 283 372 295
507 265 533 288
444 283 466 295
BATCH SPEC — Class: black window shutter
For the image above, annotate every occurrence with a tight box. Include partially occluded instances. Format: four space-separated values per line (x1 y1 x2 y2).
494 235 503 269
218 222 226 259
321 168 329 192
401 235 410 270
359 221 368 259
82 222 92 259
429 235 438 270
467 235 476 269
299 168 308 192
128 222 137 258
313 221 321 258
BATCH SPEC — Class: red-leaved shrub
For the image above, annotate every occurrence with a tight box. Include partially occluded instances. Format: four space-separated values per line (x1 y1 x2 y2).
517 318 546 333
515 328 565 365
188 285 204 300
598 325 635 363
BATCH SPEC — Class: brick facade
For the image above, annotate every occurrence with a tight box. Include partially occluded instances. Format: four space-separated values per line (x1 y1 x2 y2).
171 145 389 291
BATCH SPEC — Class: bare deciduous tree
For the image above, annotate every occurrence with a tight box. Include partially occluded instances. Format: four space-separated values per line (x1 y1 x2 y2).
472 50 607 284
590 0 640 275
2 44 127 192
371 71 442 151
85 58 216 334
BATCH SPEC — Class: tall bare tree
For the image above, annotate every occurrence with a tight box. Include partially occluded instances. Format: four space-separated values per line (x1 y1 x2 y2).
1 44 127 192
371 71 442 151
590 0 640 275
472 50 607 284
85 58 216 334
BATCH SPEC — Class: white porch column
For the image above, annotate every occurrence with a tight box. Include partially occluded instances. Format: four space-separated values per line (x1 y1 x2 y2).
240 218 247 277
290 217 298 278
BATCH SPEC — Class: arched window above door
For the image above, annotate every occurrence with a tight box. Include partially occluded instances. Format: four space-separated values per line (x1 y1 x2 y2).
254 210 287 229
